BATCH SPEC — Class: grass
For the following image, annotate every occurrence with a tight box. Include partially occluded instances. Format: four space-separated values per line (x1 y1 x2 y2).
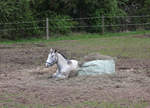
1 30 150 59
47 33 150 59
0 92 149 108
0 101 149 108
0 30 150 44
0 93 149 108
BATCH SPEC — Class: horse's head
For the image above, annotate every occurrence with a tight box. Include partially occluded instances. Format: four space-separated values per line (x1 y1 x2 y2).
46 48 57 67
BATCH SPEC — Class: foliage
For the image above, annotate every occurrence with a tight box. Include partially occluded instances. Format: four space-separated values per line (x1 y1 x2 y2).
89 0 127 32
0 0 16 22
0 0 150 40
49 15 78 34
0 0 40 40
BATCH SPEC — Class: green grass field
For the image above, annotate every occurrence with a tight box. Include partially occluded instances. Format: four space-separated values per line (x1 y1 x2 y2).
1 30 150 44
1 30 150 59
0 92 148 108
0 99 148 108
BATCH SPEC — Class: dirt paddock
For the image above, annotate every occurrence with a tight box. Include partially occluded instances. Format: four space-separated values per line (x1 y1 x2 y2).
0 43 150 107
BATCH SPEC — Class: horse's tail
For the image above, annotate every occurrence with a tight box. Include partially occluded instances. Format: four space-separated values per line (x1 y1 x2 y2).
78 61 84 67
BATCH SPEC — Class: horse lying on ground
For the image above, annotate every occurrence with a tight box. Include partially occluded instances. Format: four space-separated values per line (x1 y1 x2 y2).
46 48 79 79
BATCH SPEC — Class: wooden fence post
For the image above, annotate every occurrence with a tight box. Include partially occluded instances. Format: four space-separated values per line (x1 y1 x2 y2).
46 18 49 40
102 15 104 34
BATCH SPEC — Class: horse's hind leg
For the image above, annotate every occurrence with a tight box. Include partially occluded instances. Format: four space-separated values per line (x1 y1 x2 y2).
69 70 78 78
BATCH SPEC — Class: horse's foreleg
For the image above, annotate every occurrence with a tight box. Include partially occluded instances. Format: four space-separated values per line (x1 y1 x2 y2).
55 71 69 79
52 69 59 78
56 74 67 80
61 71 70 78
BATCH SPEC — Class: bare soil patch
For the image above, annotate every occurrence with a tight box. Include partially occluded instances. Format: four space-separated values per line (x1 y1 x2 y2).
0 43 150 107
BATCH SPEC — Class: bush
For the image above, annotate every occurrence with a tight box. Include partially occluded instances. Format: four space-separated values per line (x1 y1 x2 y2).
49 15 78 34
88 0 126 33
0 0 42 40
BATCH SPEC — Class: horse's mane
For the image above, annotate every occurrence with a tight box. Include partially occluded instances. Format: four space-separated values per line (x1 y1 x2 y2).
57 51 68 60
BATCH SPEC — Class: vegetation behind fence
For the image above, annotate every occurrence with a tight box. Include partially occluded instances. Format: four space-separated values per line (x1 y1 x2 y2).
0 0 150 40
0 15 150 40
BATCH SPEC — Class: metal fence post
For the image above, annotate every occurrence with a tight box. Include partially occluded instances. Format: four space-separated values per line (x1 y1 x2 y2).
46 18 49 40
102 15 104 34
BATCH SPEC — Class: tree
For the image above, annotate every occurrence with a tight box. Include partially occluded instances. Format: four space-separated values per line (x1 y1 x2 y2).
0 0 38 39
0 0 16 23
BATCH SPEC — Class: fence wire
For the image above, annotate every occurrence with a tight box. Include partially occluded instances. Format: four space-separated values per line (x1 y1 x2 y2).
0 15 150 39
0 20 46 25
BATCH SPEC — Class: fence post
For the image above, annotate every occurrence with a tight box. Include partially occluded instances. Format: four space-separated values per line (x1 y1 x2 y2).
46 18 49 40
102 15 104 34
124 16 127 32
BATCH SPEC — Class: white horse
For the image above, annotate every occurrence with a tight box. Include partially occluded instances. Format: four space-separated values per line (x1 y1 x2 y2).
46 48 79 79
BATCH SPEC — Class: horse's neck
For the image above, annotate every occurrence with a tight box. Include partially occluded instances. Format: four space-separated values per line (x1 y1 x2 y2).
56 53 68 70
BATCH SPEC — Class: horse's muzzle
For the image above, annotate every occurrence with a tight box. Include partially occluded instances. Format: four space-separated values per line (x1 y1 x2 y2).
45 62 54 67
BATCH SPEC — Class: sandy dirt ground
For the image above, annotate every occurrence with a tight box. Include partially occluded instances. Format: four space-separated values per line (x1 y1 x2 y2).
0 43 150 107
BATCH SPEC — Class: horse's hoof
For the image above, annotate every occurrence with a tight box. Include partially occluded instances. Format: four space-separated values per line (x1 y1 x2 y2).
55 77 67 81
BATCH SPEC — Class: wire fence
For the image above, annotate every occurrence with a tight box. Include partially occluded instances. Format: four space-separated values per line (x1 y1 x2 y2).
0 15 150 40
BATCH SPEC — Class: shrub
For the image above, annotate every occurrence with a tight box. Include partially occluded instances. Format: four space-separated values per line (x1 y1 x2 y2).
49 15 78 34
88 0 126 33
0 0 41 40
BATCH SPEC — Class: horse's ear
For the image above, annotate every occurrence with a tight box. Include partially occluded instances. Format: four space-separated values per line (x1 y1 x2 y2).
50 48 53 52
54 49 57 53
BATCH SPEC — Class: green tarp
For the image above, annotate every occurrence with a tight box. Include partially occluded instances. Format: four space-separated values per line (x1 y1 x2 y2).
78 60 115 76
